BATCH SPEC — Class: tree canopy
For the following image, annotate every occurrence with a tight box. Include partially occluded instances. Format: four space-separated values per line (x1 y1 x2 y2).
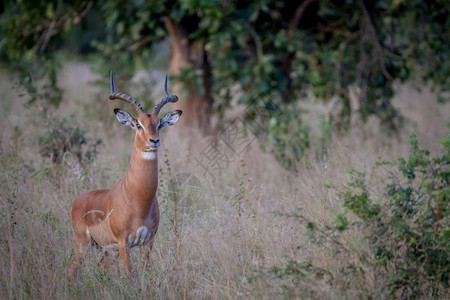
1 0 449 132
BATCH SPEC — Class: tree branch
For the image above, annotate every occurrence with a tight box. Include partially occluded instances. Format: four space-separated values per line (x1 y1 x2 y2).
37 0 94 54
358 0 393 81
72 0 93 25
247 23 263 61
287 0 317 34
281 0 317 81
127 36 153 52
38 0 63 53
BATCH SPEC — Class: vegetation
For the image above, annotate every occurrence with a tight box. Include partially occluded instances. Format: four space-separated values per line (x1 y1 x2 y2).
1 1 449 126
0 64 448 299
38 115 101 165
276 132 449 298
1 1 449 167
0 1 449 299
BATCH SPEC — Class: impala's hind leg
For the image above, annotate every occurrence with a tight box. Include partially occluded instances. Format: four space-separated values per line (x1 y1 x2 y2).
99 248 119 273
68 232 90 281
141 235 156 270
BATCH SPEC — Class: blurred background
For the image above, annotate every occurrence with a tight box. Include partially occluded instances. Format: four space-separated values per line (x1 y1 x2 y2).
0 1 448 299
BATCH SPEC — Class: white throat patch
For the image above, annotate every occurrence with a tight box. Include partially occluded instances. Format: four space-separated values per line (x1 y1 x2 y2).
142 151 157 160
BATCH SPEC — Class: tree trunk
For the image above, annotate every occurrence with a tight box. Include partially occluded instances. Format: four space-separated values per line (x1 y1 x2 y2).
164 17 213 134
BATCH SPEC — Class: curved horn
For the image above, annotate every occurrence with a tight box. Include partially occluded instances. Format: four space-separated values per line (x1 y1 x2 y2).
152 74 179 116
109 72 145 116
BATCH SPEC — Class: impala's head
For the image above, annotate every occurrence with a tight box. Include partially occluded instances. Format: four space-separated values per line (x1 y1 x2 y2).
109 72 182 159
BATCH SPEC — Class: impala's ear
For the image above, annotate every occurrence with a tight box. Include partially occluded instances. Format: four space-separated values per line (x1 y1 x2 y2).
114 108 137 129
158 110 182 130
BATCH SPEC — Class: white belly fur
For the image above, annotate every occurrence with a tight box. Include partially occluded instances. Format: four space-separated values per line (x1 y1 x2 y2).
87 225 152 250
127 225 152 247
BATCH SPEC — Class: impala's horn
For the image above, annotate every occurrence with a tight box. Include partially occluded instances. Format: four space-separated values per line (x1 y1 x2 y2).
109 71 145 116
152 74 179 116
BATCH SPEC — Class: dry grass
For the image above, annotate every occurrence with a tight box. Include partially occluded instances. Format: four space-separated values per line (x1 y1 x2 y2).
0 63 448 299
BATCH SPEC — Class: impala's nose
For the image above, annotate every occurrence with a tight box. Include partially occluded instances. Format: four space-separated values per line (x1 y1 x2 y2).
149 138 160 148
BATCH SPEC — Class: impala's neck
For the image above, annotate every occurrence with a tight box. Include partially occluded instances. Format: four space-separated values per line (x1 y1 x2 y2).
123 140 159 212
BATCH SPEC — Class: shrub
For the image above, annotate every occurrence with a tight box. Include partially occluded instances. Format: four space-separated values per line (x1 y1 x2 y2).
275 132 449 298
342 132 449 298
38 116 101 165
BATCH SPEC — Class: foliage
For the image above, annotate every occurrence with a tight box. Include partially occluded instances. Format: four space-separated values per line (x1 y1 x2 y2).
241 91 310 169
276 132 449 298
2 1 449 111
38 115 101 165
1 0 449 166
0 0 96 106
343 132 449 297
268 103 310 170
0 64 448 298
176 0 450 129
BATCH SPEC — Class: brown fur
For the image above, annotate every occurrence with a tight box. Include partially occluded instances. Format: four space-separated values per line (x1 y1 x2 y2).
68 111 178 280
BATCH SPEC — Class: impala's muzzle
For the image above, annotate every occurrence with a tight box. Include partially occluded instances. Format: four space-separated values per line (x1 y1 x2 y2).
147 139 160 150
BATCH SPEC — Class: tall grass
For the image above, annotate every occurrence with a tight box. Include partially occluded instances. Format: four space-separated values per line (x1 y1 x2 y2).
0 63 448 299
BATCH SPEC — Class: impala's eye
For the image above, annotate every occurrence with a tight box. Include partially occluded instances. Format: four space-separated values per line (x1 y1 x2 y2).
136 123 143 131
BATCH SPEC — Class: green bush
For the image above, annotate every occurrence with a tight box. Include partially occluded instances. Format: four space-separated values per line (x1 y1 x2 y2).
38 117 101 165
268 114 310 170
275 132 449 298
342 132 449 298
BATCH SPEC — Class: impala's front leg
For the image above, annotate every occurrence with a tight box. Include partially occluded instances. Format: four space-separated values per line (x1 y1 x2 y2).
118 240 134 279
68 232 90 281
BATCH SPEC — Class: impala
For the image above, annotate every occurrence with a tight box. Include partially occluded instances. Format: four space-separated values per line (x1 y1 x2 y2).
68 72 182 280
